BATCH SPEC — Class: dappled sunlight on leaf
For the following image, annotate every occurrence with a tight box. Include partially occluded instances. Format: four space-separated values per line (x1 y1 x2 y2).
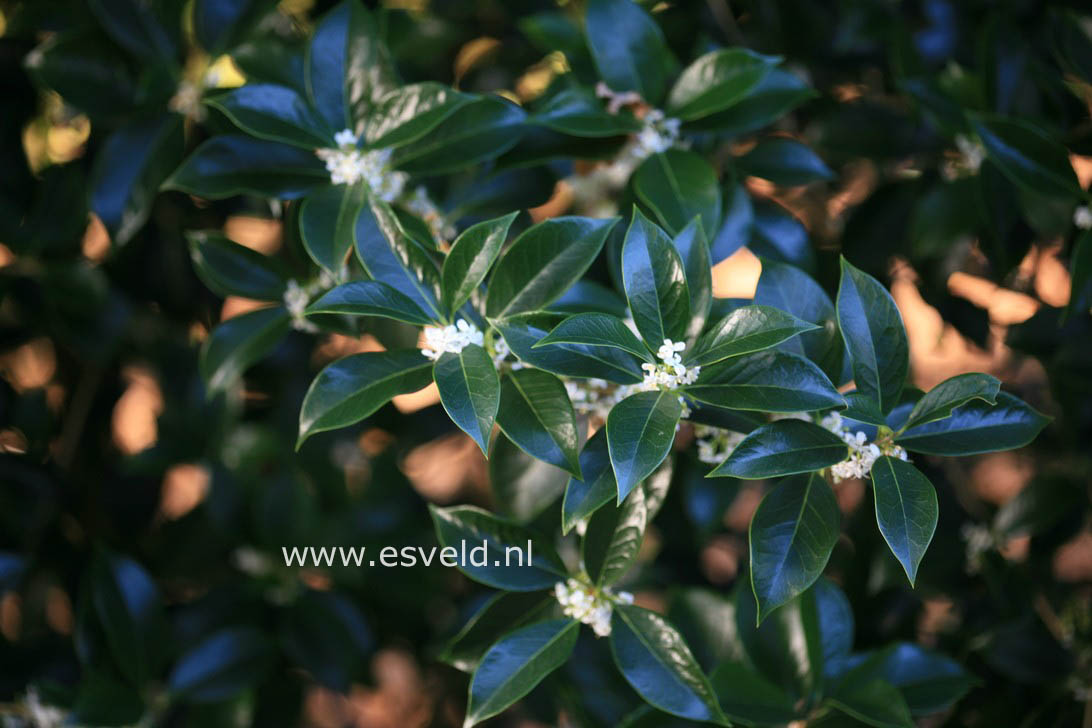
111 365 163 455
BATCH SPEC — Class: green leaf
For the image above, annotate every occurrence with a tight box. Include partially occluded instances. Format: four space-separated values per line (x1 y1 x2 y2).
87 0 179 61
168 628 274 703
355 199 443 320
842 391 888 427
536 312 653 362
304 280 433 325
465 619 579 727
496 369 582 477
429 505 567 590
366 82 474 148
391 96 527 175
902 373 1000 431
1065 229 1092 322
971 114 1082 199
490 435 569 522
836 257 909 415
297 350 433 444
530 87 643 137
25 33 135 119
686 350 846 412
738 137 833 187
711 420 848 479
607 391 683 501
633 150 723 239
440 592 558 673
562 428 618 534
584 0 678 104
895 391 1050 455
434 345 501 456
827 676 914 728
870 457 938 585
690 305 819 366
609 605 725 723
621 209 691 348
584 483 647 586
673 219 713 341
299 182 367 272
667 48 779 120
200 306 291 393
163 135 327 200
746 473 840 622
89 552 164 687
486 216 619 317
206 84 333 149
494 315 644 384
709 661 800 725
872 643 977 716
187 230 288 300
441 212 518 315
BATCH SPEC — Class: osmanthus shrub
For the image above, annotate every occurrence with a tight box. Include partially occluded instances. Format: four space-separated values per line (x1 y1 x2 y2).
10 0 1082 725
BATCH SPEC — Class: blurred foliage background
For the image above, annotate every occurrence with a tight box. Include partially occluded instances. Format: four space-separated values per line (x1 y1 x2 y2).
1 0 1092 726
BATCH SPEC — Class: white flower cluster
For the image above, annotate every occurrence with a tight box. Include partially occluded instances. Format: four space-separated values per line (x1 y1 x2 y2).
1074 205 1092 230
634 109 681 156
565 378 629 422
17 686 67 728
693 424 747 465
819 411 908 482
960 522 994 576
315 129 408 200
168 69 220 121
554 577 633 637
942 134 986 180
636 339 700 390
405 186 456 242
420 319 484 360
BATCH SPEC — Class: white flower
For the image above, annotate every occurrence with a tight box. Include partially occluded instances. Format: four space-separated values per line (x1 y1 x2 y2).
283 279 318 333
1074 205 1092 230
554 577 634 637
405 186 456 242
819 411 909 482
954 134 985 173
21 687 67 728
420 319 484 360
693 424 747 465
961 523 994 575
637 338 700 393
315 130 409 200
333 128 358 148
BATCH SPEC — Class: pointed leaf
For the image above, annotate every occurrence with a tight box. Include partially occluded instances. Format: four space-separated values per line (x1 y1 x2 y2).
391 96 527 175
827 676 914 728
164 135 327 200
622 209 690 348
206 84 332 149
667 48 778 120
187 230 288 301
442 212 518 315
366 82 474 148
690 305 818 366
530 87 643 137
711 420 848 479
494 315 644 384
869 643 977 716
673 219 713 341
89 552 164 687
168 628 274 703
737 137 834 186
633 150 722 239
536 312 653 362
465 619 579 727
200 306 290 393
299 182 367 272
870 457 938 585
971 114 1081 199
305 280 433 325
435 345 500 455
902 373 1000 431
490 435 568 522
607 391 683 501
298 350 432 444
584 0 678 104
686 350 845 412
584 483 646 586
355 199 443 319
562 428 618 534
895 392 1050 455
496 369 582 476
441 592 559 673
710 661 800 725
686 67 817 136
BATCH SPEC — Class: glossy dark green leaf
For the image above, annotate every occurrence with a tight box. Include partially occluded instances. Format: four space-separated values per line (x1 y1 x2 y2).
870 457 938 585
738 137 834 186
711 183 755 263
304 280 433 325
895 392 1050 455
366 82 473 148
440 592 558 672
168 628 274 703
194 0 278 55
607 391 683 501
584 0 678 104
486 216 619 318
633 150 722 239
842 391 888 427
536 312 653 362
836 257 908 415
281 590 372 692
496 368 582 476
621 209 690 348
686 350 845 413
530 87 643 136
750 201 815 272
971 114 1082 199
583 483 646 586
391 96 527 175
441 212 517 315
709 661 800 725
429 505 567 590
163 135 327 199
690 305 818 366
549 279 629 318
673 219 713 341
307 0 394 130
89 552 164 687
297 350 433 444
91 114 184 245
88 0 180 61
864 643 977 716
434 345 500 456
187 230 288 300
667 48 778 120
355 199 443 320
206 84 332 149
733 581 824 700
200 305 291 393
562 428 618 534
465 619 579 727
827 676 914 728
746 473 840 622
610 605 725 723
711 420 848 479
494 315 644 384
25 33 135 119
490 434 569 522
298 182 367 272
902 373 1000 431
